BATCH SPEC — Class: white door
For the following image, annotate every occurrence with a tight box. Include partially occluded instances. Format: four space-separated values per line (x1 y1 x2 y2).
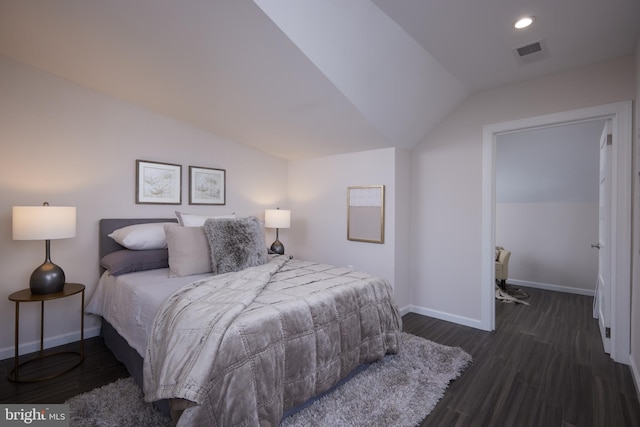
593 121 611 353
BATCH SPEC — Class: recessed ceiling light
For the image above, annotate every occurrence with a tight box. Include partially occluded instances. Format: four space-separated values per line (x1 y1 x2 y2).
514 16 534 29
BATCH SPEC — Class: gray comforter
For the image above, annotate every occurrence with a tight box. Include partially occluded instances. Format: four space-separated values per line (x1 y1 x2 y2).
143 256 402 426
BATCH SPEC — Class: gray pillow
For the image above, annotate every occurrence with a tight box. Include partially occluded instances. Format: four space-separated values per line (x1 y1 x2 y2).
100 249 168 276
164 224 212 277
203 216 268 274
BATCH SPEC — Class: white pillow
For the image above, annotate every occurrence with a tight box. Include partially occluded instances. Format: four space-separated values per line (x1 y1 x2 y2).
165 224 212 277
108 222 175 250
175 211 236 227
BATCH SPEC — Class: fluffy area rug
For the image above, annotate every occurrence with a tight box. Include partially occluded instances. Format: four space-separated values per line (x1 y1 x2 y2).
66 333 471 427
65 377 171 427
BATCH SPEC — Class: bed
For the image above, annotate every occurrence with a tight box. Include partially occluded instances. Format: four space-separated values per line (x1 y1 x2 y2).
87 217 402 426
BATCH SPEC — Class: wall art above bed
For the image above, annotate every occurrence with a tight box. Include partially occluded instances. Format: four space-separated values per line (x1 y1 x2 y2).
189 166 226 205
136 160 182 205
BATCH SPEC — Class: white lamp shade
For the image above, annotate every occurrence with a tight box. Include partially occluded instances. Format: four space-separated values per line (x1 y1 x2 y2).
265 209 291 229
13 206 77 240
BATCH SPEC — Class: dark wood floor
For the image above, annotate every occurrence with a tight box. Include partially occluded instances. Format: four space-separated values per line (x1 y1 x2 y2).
1 286 639 426
406 286 640 427
0 337 129 404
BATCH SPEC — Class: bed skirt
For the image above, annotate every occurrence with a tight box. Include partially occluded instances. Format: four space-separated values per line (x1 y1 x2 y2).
101 318 171 416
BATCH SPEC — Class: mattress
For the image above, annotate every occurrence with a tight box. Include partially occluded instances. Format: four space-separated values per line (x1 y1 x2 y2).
86 268 212 356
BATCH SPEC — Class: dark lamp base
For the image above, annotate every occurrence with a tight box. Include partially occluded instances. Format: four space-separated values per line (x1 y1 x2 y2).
270 239 285 255
30 262 66 295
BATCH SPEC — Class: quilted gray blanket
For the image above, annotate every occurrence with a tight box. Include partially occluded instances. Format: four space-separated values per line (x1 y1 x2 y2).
143 256 401 426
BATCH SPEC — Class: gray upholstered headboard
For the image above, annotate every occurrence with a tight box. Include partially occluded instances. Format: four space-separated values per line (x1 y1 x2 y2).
99 218 177 261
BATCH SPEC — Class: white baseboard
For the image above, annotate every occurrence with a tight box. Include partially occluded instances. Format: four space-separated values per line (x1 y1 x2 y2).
398 305 412 316
508 279 595 297
405 305 486 330
630 353 640 403
0 326 101 361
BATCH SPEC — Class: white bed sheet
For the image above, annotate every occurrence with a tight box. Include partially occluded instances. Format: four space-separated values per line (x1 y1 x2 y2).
86 269 212 356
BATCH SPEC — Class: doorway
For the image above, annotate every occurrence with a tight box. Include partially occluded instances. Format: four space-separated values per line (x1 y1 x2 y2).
480 101 632 364
495 120 605 298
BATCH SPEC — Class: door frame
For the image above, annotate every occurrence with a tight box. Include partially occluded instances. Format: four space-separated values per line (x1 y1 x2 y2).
480 101 632 364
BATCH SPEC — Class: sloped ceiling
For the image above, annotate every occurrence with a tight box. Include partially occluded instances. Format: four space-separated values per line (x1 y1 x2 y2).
0 0 638 160
372 0 640 92
254 0 467 148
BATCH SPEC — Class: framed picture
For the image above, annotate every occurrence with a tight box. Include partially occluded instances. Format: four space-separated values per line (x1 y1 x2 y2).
347 185 385 243
136 160 182 204
189 166 226 205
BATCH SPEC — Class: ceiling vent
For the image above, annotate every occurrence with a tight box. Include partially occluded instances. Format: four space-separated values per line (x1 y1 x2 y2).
513 39 549 64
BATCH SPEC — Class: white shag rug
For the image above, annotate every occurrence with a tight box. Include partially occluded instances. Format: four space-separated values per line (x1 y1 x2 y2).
65 377 171 427
66 333 471 427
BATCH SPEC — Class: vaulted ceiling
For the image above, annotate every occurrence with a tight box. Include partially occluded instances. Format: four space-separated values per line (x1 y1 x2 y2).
1 0 638 159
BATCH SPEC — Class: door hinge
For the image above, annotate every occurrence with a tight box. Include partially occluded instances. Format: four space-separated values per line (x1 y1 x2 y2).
606 327 611 338
607 134 613 145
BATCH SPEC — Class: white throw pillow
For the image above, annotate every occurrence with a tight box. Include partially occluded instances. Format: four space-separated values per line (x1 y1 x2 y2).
165 224 212 277
108 222 174 250
175 211 236 227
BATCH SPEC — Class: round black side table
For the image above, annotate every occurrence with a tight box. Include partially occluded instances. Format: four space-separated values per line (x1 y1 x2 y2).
8 283 85 383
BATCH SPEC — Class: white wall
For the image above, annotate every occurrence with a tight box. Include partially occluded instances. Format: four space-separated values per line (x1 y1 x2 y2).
496 202 598 294
410 55 635 327
630 37 640 393
0 56 288 358
393 149 412 311
288 147 411 311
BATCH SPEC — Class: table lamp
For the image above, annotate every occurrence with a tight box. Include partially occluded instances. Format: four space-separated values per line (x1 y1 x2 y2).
265 208 290 255
13 203 77 295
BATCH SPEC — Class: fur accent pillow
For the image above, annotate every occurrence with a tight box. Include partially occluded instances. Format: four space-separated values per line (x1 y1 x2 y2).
203 216 268 274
